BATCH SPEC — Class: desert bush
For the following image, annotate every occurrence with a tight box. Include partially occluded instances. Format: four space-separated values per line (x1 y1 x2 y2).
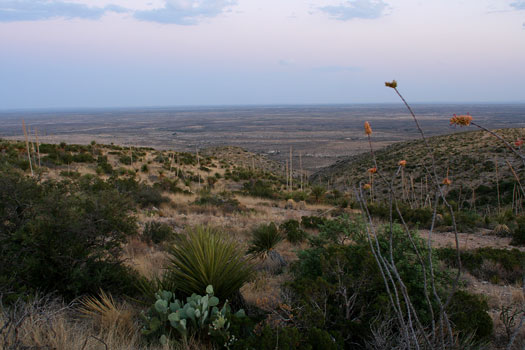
447 290 493 341
165 226 254 300
194 191 243 213
0 170 141 302
119 155 132 165
225 167 255 181
112 177 169 208
243 179 277 199
290 222 461 348
314 214 366 245
300 215 327 229
143 221 176 244
367 202 434 228
72 152 95 163
232 325 340 350
511 215 525 245
96 155 114 174
285 191 308 202
280 219 307 244
436 247 525 284
442 210 483 232
154 178 183 194
309 185 325 203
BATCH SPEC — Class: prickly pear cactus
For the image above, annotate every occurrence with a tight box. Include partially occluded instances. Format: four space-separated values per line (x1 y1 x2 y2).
141 285 245 348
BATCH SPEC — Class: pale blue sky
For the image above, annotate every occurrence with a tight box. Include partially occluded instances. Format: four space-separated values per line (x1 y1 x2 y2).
1 0 524 109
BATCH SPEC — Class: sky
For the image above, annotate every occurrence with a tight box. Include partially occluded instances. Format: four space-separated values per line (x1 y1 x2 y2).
0 0 525 109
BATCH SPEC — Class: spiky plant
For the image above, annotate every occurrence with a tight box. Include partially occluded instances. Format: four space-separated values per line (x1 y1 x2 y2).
165 226 254 300
78 290 136 339
247 223 284 261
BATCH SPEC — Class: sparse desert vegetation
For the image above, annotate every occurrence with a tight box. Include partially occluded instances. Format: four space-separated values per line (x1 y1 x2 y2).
1 89 524 349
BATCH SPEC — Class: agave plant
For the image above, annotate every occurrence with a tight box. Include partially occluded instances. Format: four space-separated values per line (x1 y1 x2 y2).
165 226 253 300
248 222 284 261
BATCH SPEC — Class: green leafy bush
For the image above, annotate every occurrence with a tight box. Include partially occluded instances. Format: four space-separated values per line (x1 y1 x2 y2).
0 170 141 302
310 186 325 203
511 215 525 246
367 202 434 228
243 180 277 199
290 222 458 348
436 247 525 284
194 191 243 213
112 177 169 208
232 325 340 350
443 210 483 232
301 216 327 229
96 155 113 175
143 221 176 244
447 290 493 341
280 220 307 244
165 226 254 300
315 214 366 245
153 178 183 194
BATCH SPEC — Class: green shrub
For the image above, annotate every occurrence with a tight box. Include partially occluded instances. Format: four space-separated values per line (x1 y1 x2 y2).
436 247 525 284
286 191 307 202
301 216 327 229
165 226 254 300
72 152 95 163
112 177 169 208
0 170 141 302
280 219 307 244
443 210 482 232
96 155 113 175
232 325 339 350
511 215 525 245
315 214 366 245
154 178 182 194
143 221 176 244
119 155 133 165
243 180 277 199
447 290 493 341
194 191 243 213
367 202 433 228
290 222 455 348
310 186 325 203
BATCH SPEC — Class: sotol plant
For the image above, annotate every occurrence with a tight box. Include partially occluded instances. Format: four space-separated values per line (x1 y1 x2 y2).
166 226 254 300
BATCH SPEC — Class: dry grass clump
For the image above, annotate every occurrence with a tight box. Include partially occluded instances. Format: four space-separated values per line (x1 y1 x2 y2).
0 297 156 350
241 271 290 309
78 290 137 341
122 238 169 280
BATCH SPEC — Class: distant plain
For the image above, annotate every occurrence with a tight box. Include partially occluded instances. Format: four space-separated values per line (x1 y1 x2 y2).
1 104 524 172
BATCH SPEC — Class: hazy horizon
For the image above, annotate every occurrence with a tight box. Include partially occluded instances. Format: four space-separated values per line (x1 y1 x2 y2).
2 101 525 113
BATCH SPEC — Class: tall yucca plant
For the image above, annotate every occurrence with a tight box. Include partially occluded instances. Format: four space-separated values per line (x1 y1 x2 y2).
166 226 253 300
